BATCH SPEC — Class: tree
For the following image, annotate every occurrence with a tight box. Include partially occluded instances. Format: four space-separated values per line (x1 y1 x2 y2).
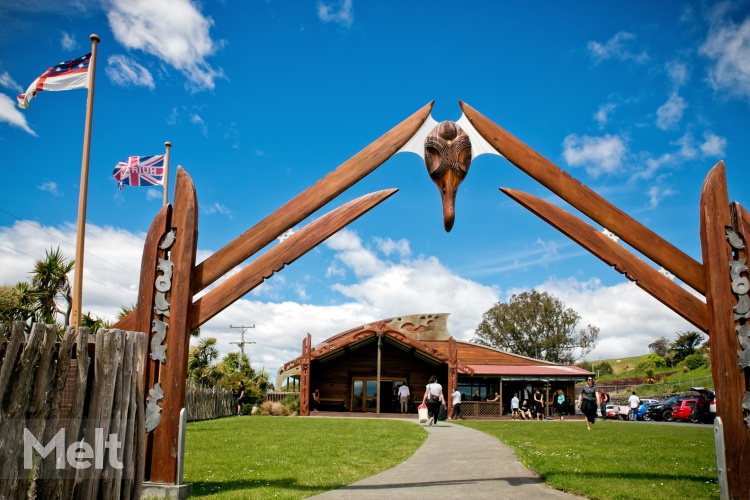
648 337 670 358
594 361 614 376
671 331 704 364
188 337 219 386
0 282 36 327
473 290 599 363
31 247 74 326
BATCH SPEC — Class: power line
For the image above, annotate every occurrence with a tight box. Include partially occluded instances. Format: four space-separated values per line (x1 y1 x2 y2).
0 207 138 277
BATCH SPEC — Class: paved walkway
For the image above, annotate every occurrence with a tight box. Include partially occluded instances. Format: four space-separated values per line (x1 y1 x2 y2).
307 418 584 500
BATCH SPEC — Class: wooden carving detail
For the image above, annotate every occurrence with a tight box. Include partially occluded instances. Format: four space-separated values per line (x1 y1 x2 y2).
424 121 472 232
728 205 750 430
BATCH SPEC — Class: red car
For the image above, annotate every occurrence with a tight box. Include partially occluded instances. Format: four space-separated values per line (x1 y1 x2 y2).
671 398 698 421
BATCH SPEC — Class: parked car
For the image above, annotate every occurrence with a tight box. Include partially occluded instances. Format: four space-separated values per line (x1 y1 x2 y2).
617 398 660 420
688 387 716 423
605 404 619 419
645 396 688 422
671 398 699 421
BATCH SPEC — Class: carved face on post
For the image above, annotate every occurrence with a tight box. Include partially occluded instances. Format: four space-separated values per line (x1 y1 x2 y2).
424 121 472 232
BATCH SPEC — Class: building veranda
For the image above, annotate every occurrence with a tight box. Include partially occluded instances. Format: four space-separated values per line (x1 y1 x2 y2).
277 313 593 417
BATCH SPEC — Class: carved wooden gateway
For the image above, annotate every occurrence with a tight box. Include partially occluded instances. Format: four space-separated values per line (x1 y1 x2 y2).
117 101 746 498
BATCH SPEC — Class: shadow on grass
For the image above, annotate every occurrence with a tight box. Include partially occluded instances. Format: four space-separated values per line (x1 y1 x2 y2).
543 470 717 484
190 478 348 497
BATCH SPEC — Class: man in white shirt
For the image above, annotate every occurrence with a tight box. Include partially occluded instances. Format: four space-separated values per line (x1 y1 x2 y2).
449 389 464 420
628 391 641 422
397 384 410 414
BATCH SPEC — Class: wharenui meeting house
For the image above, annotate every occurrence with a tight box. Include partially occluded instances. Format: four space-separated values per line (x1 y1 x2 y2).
276 313 594 417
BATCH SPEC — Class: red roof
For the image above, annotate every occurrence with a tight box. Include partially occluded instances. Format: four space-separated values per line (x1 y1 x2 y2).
467 364 593 378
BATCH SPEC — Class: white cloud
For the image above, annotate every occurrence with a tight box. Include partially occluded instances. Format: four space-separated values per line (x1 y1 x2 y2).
562 133 627 177
700 9 750 100
699 132 727 157
536 277 697 362
587 31 650 65
0 93 36 136
665 60 689 87
146 188 161 201
0 220 698 376
106 0 224 91
105 54 155 89
203 202 232 219
593 102 617 128
166 107 178 125
37 181 61 196
631 153 674 182
190 113 208 136
646 185 676 208
0 71 23 93
317 0 353 28
673 133 698 159
373 236 410 258
326 230 385 278
61 31 77 50
656 91 687 130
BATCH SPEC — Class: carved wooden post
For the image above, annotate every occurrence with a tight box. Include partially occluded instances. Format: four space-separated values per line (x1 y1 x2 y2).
136 167 198 486
699 162 750 498
448 337 458 416
300 333 311 416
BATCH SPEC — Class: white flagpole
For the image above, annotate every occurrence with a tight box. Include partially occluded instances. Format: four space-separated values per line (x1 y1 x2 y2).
71 34 100 328
163 141 172 207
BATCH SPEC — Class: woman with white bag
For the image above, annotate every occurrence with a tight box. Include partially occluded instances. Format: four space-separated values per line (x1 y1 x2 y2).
421 375 445 427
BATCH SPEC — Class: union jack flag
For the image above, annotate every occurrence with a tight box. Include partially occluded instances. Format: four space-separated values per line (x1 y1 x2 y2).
17 53 91 109
113 155 165 190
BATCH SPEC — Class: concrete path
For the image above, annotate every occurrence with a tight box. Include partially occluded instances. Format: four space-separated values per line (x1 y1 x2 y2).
307 419 583 500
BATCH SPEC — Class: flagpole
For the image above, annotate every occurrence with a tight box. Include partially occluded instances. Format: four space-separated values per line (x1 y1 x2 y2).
71 34 100 329
163 141 172 206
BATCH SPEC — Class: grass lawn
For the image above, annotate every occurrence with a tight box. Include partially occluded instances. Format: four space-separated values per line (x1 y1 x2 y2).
458 420 720 500
183 416 426 499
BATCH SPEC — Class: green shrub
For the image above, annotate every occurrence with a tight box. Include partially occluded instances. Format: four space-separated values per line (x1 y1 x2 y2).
636 360 656 372
645 353 666 368
280 394 300 414
684 352 705 370
594 361 613 376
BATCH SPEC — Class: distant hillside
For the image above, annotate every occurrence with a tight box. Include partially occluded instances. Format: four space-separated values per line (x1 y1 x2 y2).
590 354 650 377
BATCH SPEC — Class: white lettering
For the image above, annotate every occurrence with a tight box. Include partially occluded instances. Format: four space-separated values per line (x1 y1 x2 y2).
68 441 93 469
24 428 65 470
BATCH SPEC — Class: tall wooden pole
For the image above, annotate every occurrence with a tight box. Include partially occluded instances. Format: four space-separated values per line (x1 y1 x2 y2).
163 141 171 207
71 34 100 328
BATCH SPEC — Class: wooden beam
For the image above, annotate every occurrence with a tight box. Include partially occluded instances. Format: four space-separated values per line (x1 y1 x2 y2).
460 101 706 295
193 102 434 290
113 102 433 331
189 189 398 329
699 161 750 498
501 188 709 332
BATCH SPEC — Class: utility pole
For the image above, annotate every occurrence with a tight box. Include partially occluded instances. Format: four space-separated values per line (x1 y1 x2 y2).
229 324 256 358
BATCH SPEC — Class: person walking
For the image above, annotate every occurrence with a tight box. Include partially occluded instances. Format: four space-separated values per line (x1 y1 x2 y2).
235 381 245 416
397 383 411 414
628 391 641 422
577 377 600 430
449 388 463 420
422 375 445 426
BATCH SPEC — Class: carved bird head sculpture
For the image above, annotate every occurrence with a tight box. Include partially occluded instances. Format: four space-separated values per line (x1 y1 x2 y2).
424 120 472 232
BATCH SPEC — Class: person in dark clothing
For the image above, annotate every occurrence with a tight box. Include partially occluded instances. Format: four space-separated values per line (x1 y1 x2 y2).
577 377 600 430
235 381 245 416
472 390 481 401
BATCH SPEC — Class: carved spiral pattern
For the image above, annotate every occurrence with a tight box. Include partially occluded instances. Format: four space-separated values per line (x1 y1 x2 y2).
147 228 177 433
726 226 750 427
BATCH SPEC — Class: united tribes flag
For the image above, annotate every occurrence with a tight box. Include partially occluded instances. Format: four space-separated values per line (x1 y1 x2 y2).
17 53 91 109
113 155 166 190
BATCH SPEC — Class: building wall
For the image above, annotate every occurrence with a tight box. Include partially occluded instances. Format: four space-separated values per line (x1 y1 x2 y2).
310 337 448 411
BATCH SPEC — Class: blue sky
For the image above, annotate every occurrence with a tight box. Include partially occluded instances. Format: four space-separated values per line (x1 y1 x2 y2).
1 1 749 376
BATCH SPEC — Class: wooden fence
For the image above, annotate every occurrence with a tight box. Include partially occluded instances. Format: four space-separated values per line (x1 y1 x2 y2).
265 391 299 403
0 321 147 500
184 381 234 421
